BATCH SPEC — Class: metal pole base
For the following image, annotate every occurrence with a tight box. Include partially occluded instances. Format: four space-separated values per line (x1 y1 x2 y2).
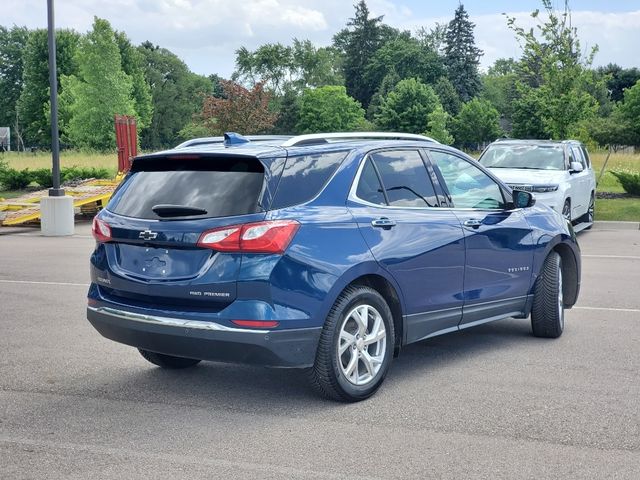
40 195 74 236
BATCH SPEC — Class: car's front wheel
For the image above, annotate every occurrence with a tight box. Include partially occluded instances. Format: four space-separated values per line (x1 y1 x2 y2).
531 252 564 338
138 349 201 369
562 199 572 222
309 285 394 402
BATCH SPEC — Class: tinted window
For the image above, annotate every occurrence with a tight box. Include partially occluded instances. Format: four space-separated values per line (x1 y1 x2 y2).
109 157 264 220
371 150 438 207
270 151 348 209
479 144 565 170
430 151 506 209
356 159 386 205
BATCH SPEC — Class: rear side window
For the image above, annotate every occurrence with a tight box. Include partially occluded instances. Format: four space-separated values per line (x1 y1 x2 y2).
108 156 264 220
371 150 439 207
270 151 348 209
356 159 386 206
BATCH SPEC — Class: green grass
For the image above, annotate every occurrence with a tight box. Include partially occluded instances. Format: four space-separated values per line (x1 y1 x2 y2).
0 189 26 200
1 151 118 174
590 150 640 193
596 198 640 222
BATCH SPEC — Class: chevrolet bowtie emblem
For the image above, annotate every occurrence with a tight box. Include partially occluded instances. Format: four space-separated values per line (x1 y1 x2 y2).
139 229 158 241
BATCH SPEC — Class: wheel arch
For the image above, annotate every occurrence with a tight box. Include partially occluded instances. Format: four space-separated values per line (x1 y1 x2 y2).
552 242 580 308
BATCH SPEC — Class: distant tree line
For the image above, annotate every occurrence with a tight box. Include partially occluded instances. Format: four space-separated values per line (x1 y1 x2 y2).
1 0 639 153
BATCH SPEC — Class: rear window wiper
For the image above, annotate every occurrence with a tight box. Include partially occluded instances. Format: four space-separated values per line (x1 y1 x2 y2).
151 204 208 217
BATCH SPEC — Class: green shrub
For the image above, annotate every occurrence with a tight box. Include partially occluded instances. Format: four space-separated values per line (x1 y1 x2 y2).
611 171 640 196
61 166 110 182
0 167 33 190
31 168 54 188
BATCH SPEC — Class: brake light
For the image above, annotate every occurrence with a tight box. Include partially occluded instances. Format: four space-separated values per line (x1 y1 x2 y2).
92 217 112 243
197 220 299 254
232 320 280 328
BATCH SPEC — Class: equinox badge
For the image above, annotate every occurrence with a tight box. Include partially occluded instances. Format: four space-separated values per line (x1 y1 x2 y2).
139 229 158 241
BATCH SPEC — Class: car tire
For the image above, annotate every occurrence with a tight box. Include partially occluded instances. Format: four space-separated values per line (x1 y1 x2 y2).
562 199 572 222
138 349 201 369
580 192 595 228
308 285 394 402
531 252 564 338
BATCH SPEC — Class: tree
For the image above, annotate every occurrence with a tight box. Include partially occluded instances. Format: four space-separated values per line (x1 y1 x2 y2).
425 105 454 145
511 86 547 139
443 4 483 102
62 18 135 150
116 32 152 131
200 80 277 135
296 85 366 133
481 59 519 131
291 39 343 89
333 0 389 108
234 43 293 94
17 28 80 147
597 64 640 103
616 80 640 145
363 33 444 105
453 98 502 148
375 78 440 133
272 88 300 134
0 26 29 148
506 0 600 139
433 76 461 116
138 42 211 149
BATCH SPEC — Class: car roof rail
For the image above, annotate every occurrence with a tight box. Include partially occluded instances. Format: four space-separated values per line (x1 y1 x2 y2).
175 135 292 149
280 132 439 147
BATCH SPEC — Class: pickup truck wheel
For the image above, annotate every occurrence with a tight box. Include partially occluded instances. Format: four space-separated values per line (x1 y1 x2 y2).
531 252 564 338
308 285 394 402
138 349 201 369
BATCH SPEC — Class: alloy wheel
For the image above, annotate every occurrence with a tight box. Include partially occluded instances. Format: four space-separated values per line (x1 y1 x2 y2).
337 304 387 386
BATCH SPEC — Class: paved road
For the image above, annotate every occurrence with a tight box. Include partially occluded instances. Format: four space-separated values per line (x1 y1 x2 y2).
1 222 638 479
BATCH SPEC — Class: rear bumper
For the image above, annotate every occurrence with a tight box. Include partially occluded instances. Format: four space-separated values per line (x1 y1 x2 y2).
87 306 321 368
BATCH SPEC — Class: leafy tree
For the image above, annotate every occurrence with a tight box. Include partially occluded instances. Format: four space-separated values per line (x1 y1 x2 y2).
234 43 293 94
18 28 80 147
506 0 600 139
0 26 29 148
488 58 517 76
367 71 401 119
433 76 461 116
616 80 640 145
333 0 389 108
364 34 443 94
481 59 519 130
416 23 447 54
425 105 454 145
272 88 300 134
115 32 152 130
296 85 365 133
511 86 547 138
138 42 211 149
453 98 502 148
291 39 343 89
200 80 277 135
596 64 640 103
443 4 483 102
62 18 135 150
375 78 440 134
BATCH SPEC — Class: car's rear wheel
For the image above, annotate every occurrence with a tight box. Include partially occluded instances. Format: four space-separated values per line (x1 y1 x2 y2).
531 252 564 338
562 199 572 222
138 349 201 369
308 285 394 402
580 192 595 228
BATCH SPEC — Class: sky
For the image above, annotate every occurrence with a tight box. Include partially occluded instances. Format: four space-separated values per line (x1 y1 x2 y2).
2 1 640 78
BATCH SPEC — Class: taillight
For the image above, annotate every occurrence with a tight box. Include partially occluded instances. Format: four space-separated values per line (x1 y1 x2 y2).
197 220 299 254
92 217 112 243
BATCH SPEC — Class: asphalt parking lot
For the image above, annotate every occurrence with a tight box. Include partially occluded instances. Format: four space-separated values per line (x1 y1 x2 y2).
1 221 639 479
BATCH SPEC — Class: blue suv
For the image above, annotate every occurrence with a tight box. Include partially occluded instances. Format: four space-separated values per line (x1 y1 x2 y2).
87 132 581 402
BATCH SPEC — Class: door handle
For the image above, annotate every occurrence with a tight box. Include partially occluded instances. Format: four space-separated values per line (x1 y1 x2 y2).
463 219 482 228
371 217 396 229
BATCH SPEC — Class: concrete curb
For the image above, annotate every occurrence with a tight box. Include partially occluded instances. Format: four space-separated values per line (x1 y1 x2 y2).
593 221 640 231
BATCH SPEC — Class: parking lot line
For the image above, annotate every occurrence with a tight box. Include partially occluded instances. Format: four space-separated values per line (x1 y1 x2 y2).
0 279 88 287
574 306 640 313
582 255 640 260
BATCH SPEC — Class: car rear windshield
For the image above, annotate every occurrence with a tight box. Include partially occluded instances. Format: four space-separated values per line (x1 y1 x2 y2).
107 156 265 220
479 145 565 170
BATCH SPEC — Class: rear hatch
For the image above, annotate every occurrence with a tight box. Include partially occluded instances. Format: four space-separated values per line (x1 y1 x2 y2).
92 154 268 311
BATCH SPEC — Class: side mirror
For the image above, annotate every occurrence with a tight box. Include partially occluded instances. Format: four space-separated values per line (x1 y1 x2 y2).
569 161 584 173
512 190 536 209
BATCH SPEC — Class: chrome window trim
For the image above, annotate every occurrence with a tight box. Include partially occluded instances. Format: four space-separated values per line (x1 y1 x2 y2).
88 306 270 334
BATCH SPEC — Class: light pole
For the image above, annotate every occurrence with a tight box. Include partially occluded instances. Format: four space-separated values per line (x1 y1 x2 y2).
41 0 74 235
47 0 63 197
